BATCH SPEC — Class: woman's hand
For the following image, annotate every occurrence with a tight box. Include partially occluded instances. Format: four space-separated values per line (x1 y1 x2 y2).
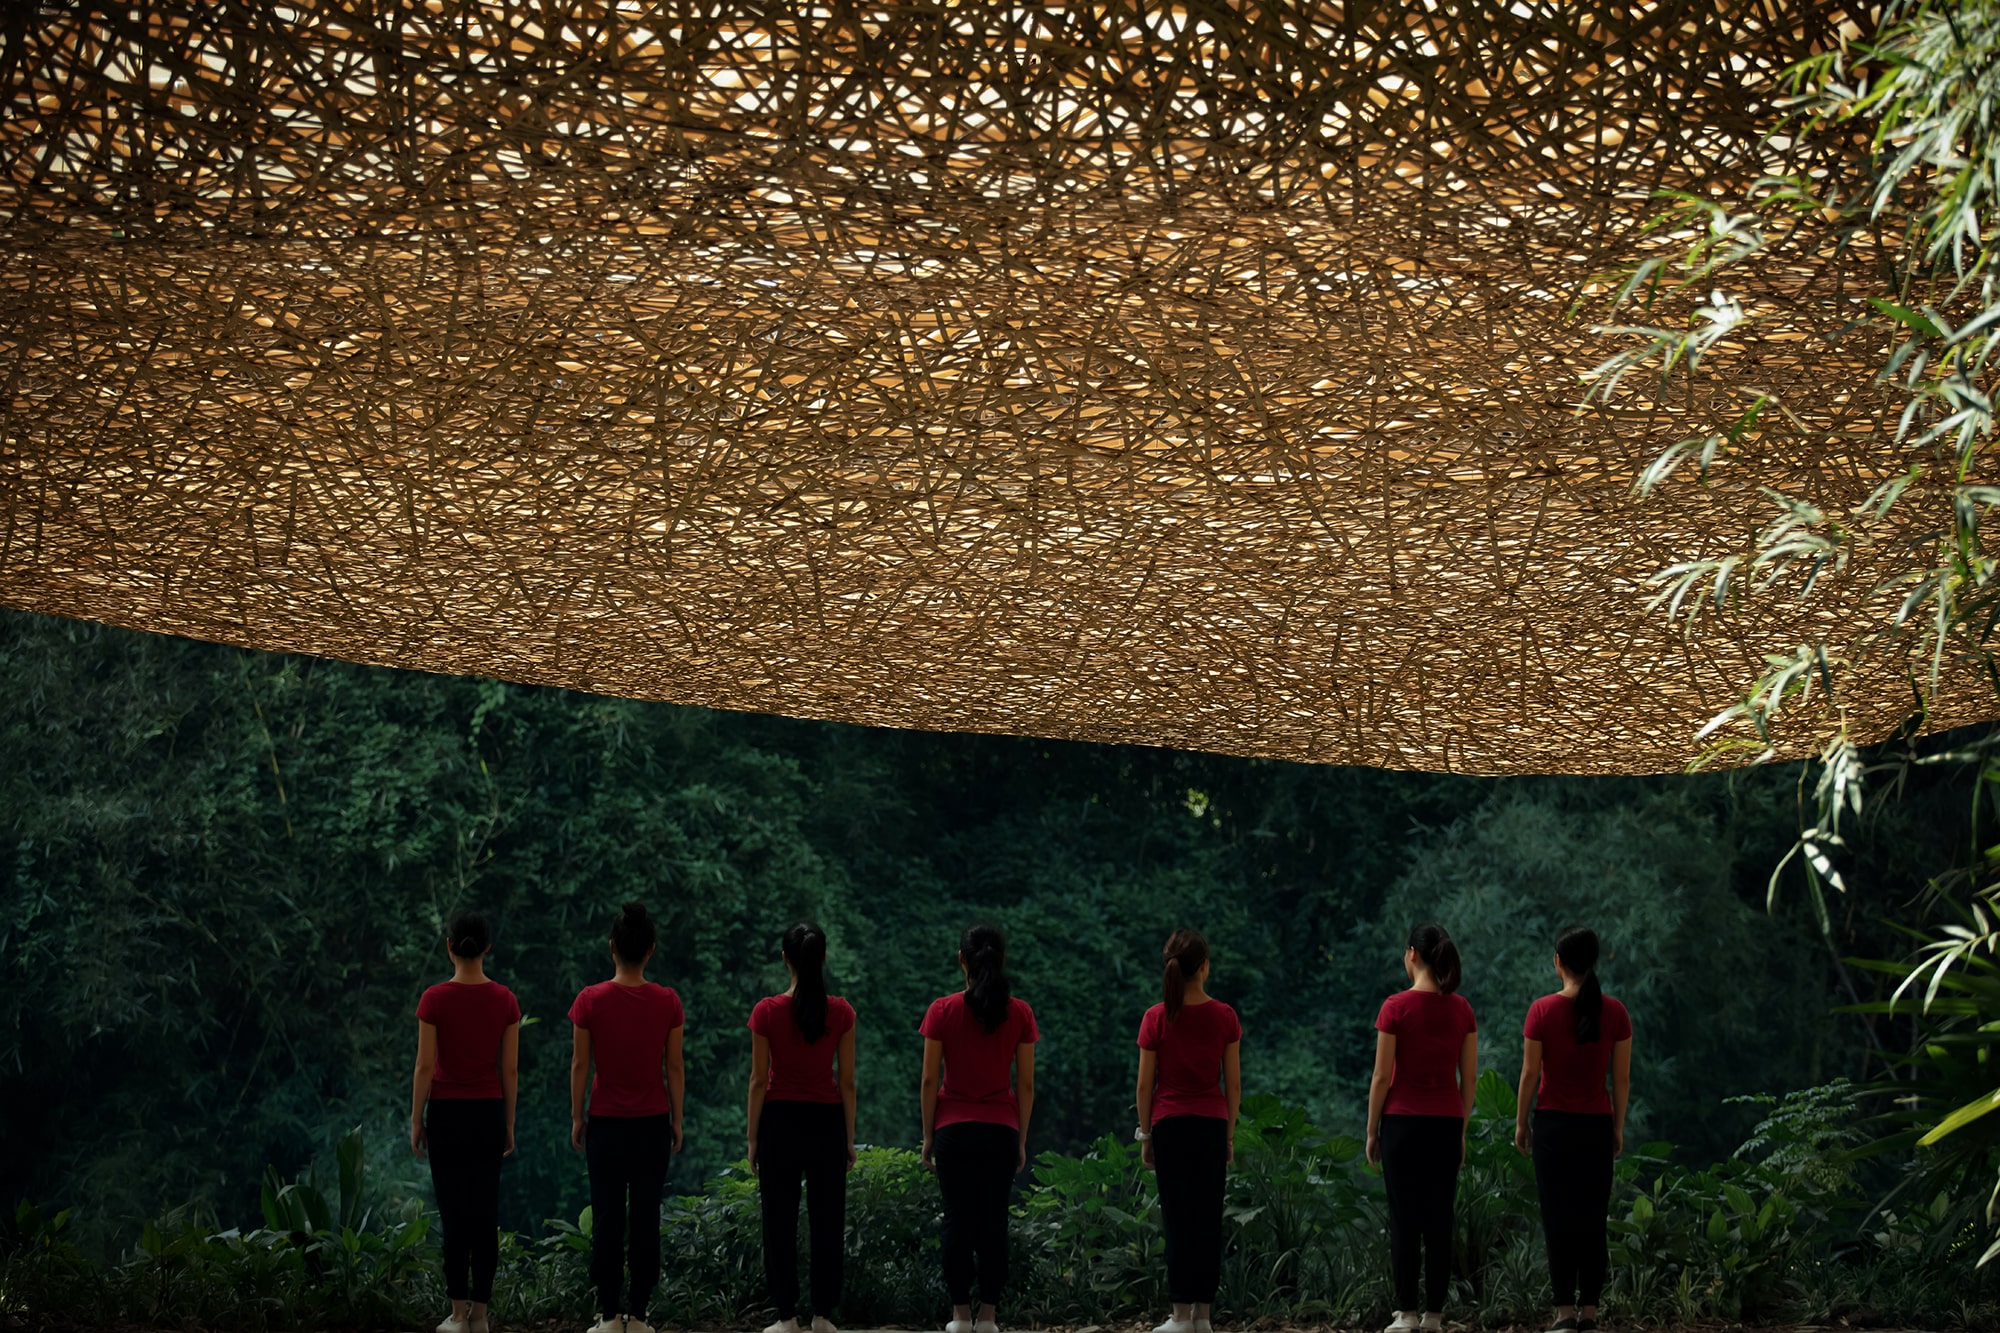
409 1115 427 1160
1514 1121 1532 1156
504 1124 517 1158
1614 1124 1625 1158
671 1118 685 1154
570 1117 586 1153
1365 1129 1382 1169
921 1136 934 1172
1226 1132 1236 1168
747 1140 759 1176
847 1140 858 1172
1016 1139 1028 1175
1140 1138 1155 1170
1460 1126 1469 1168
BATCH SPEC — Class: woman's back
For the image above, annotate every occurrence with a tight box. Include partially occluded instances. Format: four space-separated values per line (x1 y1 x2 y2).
418 978 520 1099
1526 992 1631 1114
751 992 856 1103
921 991 1037 1126
1376 989 1476 1116
571 979 683 1116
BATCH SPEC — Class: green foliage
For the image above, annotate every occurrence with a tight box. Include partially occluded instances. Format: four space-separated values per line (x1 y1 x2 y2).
7 1088 1997 1330
4 609 1932 1253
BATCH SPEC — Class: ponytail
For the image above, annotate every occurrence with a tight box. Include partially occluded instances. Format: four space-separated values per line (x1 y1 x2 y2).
609 902 657 965
1161 927 1209 1020
960 924 1011 1033
1556 925 1604 1042
446 909 491 959
1408 922 1462 994
782 922 830 1043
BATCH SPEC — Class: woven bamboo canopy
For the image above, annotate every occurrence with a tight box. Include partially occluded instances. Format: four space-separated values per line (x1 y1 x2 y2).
1 1 1986 773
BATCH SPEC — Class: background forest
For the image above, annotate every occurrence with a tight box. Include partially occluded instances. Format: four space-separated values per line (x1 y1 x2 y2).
0 608 1975 1259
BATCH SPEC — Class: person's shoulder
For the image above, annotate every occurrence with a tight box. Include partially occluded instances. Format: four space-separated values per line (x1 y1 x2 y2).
656 984 684 1012
920 992 958 1027
829 995 857 1025
1140 1001 1166 1023
1453 990 1477 1016
492 980 521 1009
1603 994 1632 1027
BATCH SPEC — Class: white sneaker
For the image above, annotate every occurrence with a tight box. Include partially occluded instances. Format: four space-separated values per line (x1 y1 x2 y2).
766 1322 801 1333
946 1322 973 1333
1383 1315 1420 1333
975 1322 999 1333
438 1318 470 1333
1419 1318 1443 1333
812 1319 840 1333
587 1318 622 1333
627 1320 656 1333
1154 1321 1194 1333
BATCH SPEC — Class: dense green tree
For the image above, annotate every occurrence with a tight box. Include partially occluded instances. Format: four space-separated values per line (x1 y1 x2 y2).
0 610 1966 1255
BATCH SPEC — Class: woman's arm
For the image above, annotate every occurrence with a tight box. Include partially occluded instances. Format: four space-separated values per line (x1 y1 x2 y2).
1514 1036 1542 1155
569 1024 591 1151
667 1024 686 1153
1365 1030 1395 1168
1222 1039 1242 1167
838 1024 858 1170
1014 1042 1036 1174
1135 1047 1158 1168
410 1021 438 1158
1610 1036 1633 1157
499 1021 521 1157
747 1032 771 1173
919 1037 944 1169
1458 1030 1479 1165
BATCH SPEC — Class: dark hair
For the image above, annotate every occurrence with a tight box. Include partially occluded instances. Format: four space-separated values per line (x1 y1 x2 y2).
1162 928 1209 1020
609 902 657 966
960 924 1011 1033
446 910 491 959
1556 925 1604 1042
783 922 830 1043
1407 922 1462 994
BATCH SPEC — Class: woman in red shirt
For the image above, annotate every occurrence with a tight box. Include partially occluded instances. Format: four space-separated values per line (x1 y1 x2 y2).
1513 926 1633 1333
919 925 1037 1333
747 923 857 1333
410 910 521 1333
1366 923 1477 1333
1135 929 1241 1333
569 903 685 1333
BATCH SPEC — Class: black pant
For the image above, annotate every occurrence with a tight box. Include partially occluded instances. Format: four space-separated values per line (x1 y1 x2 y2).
1533 1110 1614 1308
1380 1114 1461 1313
934 1121 1018 1306
586 1113 674 1320
426 1098 505 1303
758 1099 848 1320
1153 1115 1228 1303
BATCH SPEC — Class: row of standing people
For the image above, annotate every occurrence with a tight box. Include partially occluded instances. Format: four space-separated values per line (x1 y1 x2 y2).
408 908 1632 1333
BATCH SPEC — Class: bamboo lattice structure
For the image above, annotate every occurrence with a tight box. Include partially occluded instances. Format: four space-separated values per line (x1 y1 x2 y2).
1 1 1987 772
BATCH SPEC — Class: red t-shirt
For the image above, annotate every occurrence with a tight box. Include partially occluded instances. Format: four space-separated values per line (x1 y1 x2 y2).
750 993 856 1104
569 980 684 1118
1524 992 1633 1115
1375 988 1477 1118
920 991 1039 1130
1138 998 1241 1124
417 979 522 1100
